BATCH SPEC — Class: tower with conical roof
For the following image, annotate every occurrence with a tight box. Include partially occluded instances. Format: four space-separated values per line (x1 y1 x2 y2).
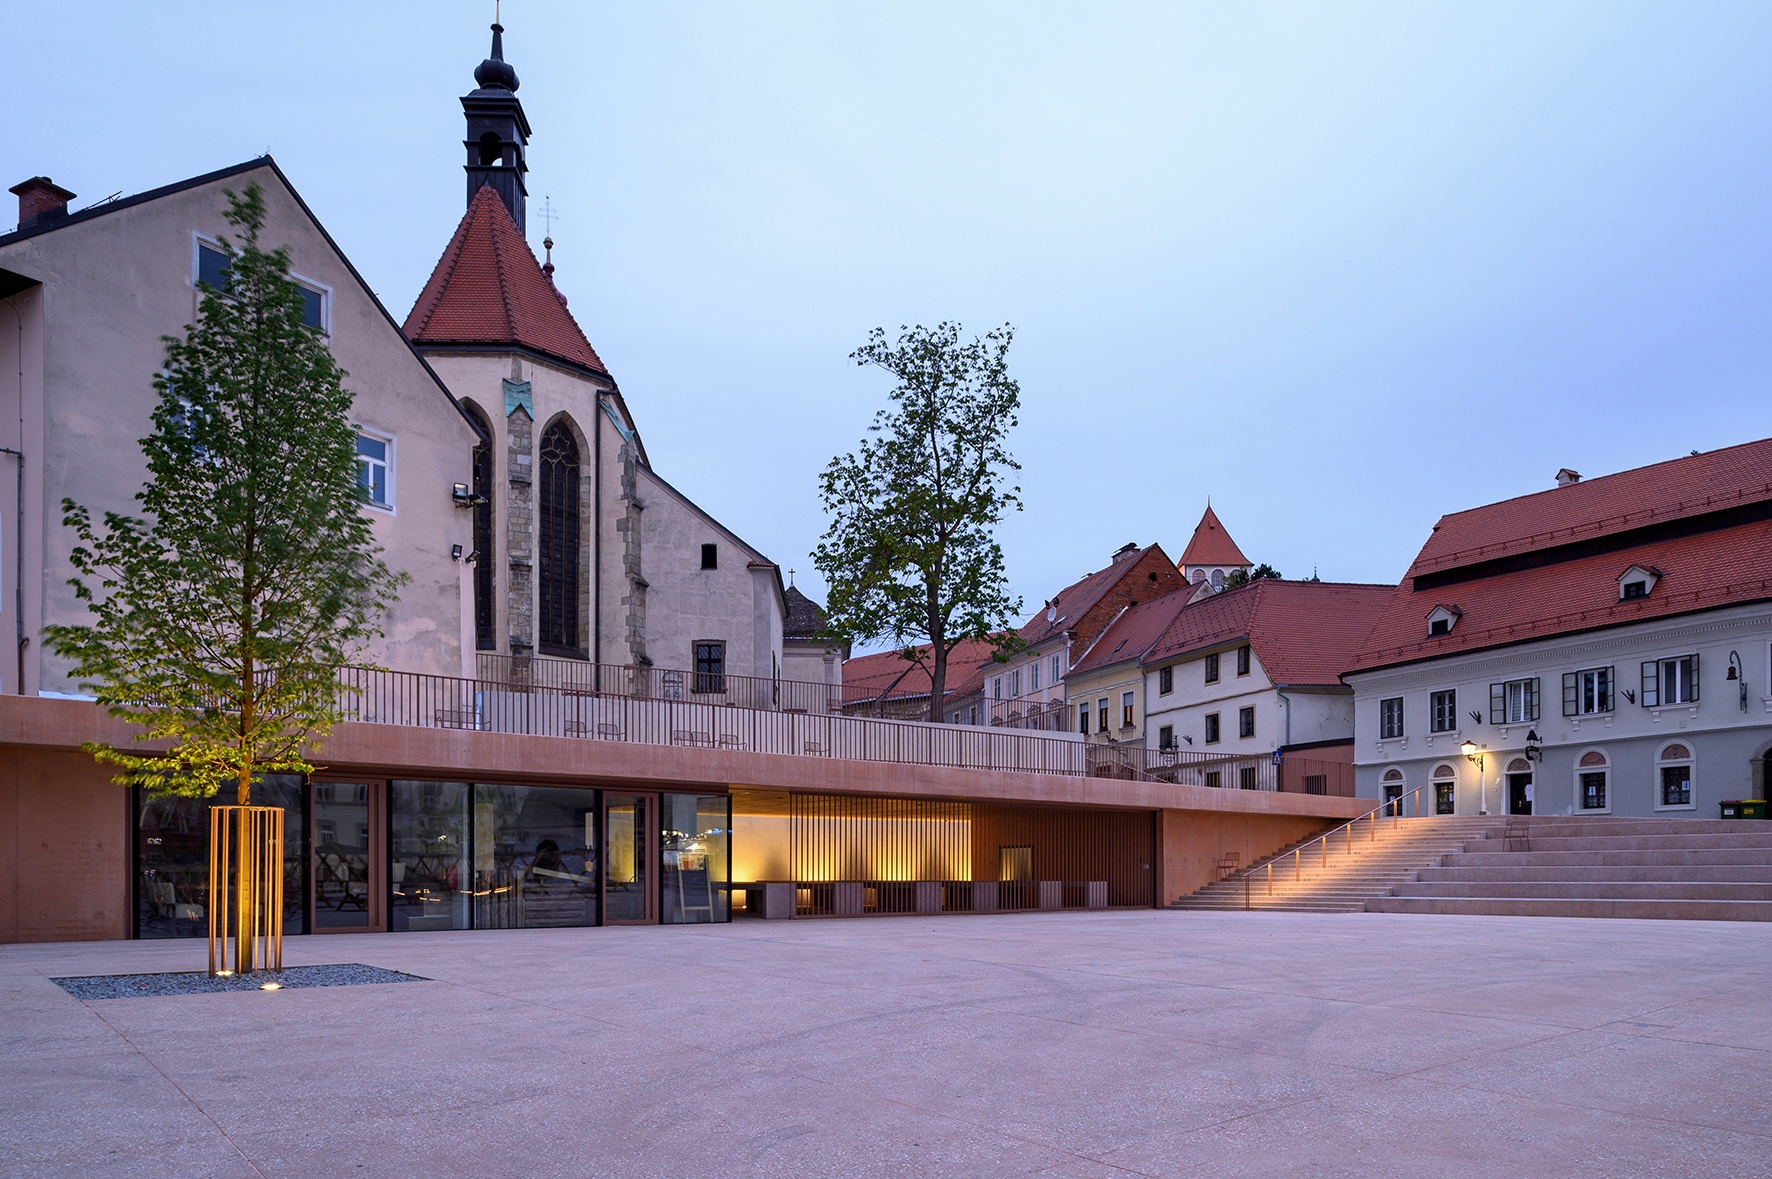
1178 505 1252 592
405 15 790 688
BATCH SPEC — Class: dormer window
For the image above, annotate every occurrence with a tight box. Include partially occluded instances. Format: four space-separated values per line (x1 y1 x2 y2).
1619 565 1660 601
1426 605 1461 637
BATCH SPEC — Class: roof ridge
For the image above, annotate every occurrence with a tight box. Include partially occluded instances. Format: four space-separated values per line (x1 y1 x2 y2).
481 188 520 341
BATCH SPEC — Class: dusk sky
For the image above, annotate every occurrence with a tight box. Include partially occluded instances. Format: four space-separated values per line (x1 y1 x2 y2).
14 2 1771 632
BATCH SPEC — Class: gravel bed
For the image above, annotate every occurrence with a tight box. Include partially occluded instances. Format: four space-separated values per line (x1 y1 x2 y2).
52 963 428 1000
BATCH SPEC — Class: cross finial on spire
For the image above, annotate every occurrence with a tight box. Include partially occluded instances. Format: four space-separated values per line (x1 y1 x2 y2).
789 568 796 586
540 196 558 237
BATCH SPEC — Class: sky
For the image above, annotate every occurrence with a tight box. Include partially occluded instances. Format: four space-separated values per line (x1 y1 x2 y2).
12 1 1772 636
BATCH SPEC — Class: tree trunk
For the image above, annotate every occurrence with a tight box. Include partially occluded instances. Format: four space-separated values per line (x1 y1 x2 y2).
927 642 947 724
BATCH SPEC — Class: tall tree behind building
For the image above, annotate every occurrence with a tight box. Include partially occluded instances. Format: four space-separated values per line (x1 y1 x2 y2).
47 183 405 806
814 323 1024 721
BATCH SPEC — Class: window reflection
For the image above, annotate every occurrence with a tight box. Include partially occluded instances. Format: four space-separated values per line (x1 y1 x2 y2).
390 781 470 931
135 776 305 939
313 781 372 929
474 784 599 928
661 793 730 924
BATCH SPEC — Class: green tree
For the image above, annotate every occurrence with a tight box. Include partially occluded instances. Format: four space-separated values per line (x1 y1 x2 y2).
1223 562 1282 590
46 184 405 806
814 323 1024 721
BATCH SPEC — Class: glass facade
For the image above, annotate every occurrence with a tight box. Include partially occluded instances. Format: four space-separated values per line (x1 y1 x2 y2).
313 781 374 930
135 778 728 937
474 784 600 929
390 781 471 931
661 793 731 924
135 776 305 940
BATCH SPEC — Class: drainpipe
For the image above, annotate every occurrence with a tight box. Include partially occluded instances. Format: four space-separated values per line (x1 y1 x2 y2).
3 295 23 694
1273 686 1292 791
593 391 602 670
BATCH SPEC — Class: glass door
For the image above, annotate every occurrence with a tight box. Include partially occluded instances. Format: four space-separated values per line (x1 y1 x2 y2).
603 793 657 923
312 781 385 932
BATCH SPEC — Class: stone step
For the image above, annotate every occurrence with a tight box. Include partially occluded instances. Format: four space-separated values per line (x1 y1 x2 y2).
1447 849 1772 868
1418 864 1772 883
1461 833 1772 852
1391 881 1772 901
1365 896 1772 921
1486 818 1762 836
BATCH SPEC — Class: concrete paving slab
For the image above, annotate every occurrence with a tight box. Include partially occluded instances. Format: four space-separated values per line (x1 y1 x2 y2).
2 911 1769 1178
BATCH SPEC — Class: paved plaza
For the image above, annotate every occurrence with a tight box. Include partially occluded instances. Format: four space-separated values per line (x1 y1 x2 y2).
3 911 1769 1178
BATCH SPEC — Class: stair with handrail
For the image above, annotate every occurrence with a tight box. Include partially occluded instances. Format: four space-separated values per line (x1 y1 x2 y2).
1169 785 1507 912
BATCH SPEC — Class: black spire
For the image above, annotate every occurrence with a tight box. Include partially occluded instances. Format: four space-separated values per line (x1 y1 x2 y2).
462 21 531 232
474 23 519 91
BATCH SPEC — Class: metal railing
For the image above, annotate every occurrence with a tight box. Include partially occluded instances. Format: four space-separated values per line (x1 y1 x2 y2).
476 653 843 714
1239 785 1424 909
342 665 1089 775
339 665 1355 787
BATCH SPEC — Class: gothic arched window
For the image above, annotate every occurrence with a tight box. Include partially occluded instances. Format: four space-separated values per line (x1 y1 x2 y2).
466 406 496 651
538 419 582 656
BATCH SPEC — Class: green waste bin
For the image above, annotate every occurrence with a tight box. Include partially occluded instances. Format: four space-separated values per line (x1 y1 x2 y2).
1719 799 1767 819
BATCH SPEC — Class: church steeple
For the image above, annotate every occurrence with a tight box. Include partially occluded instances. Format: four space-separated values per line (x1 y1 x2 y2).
462 20 531 233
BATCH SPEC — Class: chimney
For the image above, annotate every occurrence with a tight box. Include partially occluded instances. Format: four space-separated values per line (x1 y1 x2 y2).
10 177 76 230
1554 468 1582 488
1113 542 1139 560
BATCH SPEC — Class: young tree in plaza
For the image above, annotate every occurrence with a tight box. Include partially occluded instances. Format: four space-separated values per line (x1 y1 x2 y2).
47 183 405 808
814 322 1025 722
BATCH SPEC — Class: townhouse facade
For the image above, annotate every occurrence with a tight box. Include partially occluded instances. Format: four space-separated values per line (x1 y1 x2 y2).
1345 445 1772 818
984 541 1185 730
1140 580 1391 782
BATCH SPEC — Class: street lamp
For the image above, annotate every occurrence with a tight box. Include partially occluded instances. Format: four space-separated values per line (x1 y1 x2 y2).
1461 740 1487 815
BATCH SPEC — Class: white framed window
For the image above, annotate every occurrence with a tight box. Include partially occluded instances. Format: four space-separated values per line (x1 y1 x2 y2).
1641 655 1698 707
1097 697 1109 733
193 232 329 333
1431 764 1456 815
1563 667 1614 716
1238 705 1255 738
1379 696 1404 739
1077 703 1089 734
1489 678 1539 724
992 676 1003 700
1430 689 1457 733
1051 654 1061 684
355 429 394 510
1575 749 1609 812
1029 662 1041 693
1121 691 1135 729
1655 742 1694 809
1010 668 1022 698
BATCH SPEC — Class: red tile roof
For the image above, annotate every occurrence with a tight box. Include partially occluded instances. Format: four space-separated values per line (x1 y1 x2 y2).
1408 439 1772 579
842 637 1001 705
1018 544 1173 648
1069 592 1193 676
1143 579 1395 686
1349 518 1772 673
404 185 609 375
1178 506 1251 568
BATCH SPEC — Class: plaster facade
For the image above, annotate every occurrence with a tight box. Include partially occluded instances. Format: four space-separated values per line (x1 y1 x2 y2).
1347 603 1772 817
0 161 476 696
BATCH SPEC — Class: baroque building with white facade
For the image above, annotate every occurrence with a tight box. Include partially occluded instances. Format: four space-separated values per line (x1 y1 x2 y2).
1345 445 1772 818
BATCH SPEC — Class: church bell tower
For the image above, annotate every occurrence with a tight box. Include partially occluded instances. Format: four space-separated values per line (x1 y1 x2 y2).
462 22 531 233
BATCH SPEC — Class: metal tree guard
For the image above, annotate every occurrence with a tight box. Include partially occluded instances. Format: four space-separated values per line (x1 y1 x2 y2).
207 805 284 977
